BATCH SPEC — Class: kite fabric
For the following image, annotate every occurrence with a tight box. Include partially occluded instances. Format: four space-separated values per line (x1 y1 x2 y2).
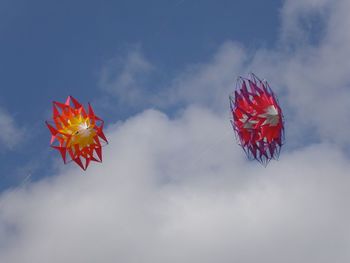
230 73 284 166
46 96 108 170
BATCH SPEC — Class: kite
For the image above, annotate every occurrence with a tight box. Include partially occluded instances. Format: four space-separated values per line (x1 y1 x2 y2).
46 96 108 170
229 74 284 166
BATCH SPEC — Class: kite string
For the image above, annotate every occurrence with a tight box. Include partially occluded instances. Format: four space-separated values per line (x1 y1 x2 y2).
0 172 33 209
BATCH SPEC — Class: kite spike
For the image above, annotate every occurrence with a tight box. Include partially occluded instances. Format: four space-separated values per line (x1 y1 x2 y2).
255 83 264 95
275 136 282 146
60 148 67 163
88 103 95 117
65 96 71 106
93 135 102 146
52 101 58 107
269 142 276 158
73 157 86 170
67 147 75 160
91 155 99 162
248 80 260 95
46 122 58 136
80 107 87 118
88 146 98 162
52 104 60 118
52 146 67 163
229 96 236 112
240 85 253 105
69 96 82 108
260 147 269 160
234 91 241 101
74 144 81 155
250 145 257 159
241 80 249 94
50 135 56 145
94 115 102 121
85 157 91 170
53 101 65 109
98 130 108 143
95 146 102 161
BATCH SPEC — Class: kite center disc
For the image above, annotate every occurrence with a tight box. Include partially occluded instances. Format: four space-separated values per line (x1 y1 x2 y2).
73 122 96 147
240 114 258 129
78 123 92 138
62 116 97 148
260 105 279 126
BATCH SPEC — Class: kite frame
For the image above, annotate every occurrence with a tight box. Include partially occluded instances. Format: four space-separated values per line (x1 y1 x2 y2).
229 73 285 166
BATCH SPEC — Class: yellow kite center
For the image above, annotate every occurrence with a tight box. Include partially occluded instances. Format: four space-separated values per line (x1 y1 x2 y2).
59 115 96 148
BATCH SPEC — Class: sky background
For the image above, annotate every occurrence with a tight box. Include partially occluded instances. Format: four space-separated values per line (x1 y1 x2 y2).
0 0 281 187
1 0 350 262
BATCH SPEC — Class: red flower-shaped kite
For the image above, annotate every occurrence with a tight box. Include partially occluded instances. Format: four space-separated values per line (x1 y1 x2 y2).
46 96 108 170
230 74 284 166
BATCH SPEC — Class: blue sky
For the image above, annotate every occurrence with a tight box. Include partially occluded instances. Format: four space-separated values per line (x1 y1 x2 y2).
0 0 282 188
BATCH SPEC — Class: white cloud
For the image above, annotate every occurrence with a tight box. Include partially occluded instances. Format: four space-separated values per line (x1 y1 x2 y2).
99 46 154 107
279 0 332 44
0 107 24 150
0 108 349 263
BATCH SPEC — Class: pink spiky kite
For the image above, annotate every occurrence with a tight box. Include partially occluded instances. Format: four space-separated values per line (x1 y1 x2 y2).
230 74 284 166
